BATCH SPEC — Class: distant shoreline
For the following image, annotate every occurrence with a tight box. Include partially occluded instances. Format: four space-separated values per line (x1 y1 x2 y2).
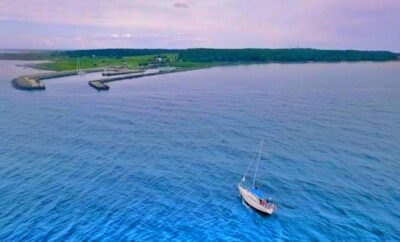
1 48 398 71
9 60 400 91
4 48 399 91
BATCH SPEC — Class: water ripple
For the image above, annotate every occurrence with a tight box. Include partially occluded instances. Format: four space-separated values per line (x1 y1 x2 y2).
0 61 399 240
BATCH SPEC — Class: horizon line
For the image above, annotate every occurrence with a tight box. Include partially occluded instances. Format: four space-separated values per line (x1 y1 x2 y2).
1 47 399 53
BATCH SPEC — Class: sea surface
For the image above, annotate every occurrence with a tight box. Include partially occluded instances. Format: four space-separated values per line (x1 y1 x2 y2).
0 61 399 241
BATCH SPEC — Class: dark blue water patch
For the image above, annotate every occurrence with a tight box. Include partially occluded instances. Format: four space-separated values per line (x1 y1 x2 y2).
0 61 399 241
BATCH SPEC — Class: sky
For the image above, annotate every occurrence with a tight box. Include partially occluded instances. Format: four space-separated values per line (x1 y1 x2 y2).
0 0 399 51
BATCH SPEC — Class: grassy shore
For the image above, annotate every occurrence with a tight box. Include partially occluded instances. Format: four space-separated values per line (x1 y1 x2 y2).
0 52 220 71
35 54 177 71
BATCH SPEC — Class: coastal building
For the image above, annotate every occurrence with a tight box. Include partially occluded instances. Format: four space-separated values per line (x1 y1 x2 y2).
154 56 166 62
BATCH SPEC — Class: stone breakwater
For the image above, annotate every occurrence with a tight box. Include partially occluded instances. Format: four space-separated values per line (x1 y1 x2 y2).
12 68 103 90
12 75 46 90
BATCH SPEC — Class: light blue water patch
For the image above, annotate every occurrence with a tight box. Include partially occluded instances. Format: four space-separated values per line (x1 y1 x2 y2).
0 61 399 241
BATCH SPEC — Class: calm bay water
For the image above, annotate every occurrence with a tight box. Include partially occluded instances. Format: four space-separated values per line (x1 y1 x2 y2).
0 61 399 241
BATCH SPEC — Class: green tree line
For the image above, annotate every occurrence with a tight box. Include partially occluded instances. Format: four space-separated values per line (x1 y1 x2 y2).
178 48 398 62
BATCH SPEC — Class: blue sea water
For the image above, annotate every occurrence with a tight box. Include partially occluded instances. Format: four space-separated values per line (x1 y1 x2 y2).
0 61 399 241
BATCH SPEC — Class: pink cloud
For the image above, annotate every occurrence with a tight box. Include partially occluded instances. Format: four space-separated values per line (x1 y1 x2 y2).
0 0 398 50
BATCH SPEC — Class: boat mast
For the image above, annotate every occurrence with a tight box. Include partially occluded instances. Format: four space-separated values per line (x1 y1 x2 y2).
76 58 79 73
253 138 264 188
242 150 258 182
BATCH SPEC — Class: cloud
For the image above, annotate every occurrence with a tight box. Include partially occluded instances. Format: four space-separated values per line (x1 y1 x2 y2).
173 2 188 9
111 33 132 38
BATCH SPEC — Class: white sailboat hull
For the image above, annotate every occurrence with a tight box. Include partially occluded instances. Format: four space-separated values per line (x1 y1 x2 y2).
238 184 274 215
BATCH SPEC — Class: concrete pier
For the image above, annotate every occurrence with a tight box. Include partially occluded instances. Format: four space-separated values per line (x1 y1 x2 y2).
87 67 202 91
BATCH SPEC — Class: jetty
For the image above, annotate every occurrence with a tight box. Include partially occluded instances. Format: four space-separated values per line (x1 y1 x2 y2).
12 68 103 90
87 67 197 91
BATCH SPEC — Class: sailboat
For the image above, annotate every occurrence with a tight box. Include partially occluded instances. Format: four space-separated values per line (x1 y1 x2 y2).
238 139 276 215
76 58 85 76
